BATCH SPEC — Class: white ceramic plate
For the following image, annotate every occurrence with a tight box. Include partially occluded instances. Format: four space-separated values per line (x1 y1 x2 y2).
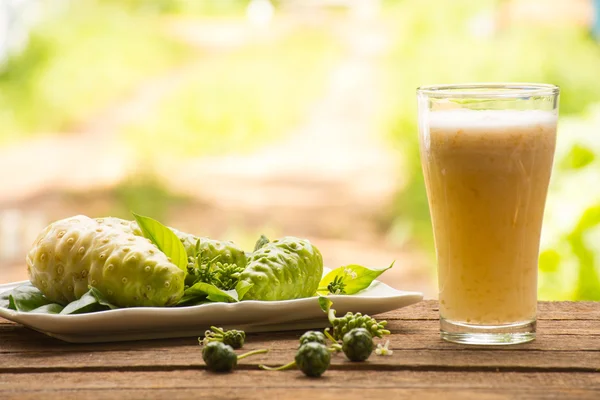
0 278 423 343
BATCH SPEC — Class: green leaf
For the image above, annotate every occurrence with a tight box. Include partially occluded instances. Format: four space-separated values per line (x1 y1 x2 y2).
317 262 395 295
208 289 238 303
0 289 13 310
235 281 253 300
30 303 64 314
9 283 55 312
59 287 120 315
88 287 119 310
132 213 188 272
59 288 118 315
184 282 238 304
177 291 208 305
318 296 332 313
176 296 211 307
2 285 119 315
60 292 100 315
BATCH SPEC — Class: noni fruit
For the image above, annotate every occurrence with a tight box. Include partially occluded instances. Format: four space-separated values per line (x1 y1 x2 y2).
236 237 323 301
96 222 248 289
170 227 198 258
96 217 142 236
170 227 248 287
172 228 247 267
26 215 185 307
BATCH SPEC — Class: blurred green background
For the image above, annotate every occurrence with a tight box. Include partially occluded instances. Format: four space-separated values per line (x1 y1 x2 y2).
0 0 599 300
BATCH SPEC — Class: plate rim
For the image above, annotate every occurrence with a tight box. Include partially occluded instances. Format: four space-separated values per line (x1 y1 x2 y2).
0 279 423 319
0 279 424 343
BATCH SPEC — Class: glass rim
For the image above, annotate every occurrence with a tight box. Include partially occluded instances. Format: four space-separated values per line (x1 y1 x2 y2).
416 83 560 98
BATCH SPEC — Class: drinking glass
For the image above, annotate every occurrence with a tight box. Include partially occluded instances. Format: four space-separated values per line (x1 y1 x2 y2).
417 83 559 345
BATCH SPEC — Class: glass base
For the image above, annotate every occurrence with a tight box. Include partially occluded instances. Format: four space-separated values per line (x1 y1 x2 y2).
440 317 536 345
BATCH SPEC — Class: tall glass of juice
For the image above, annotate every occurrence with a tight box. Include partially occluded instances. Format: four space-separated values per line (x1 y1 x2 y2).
417 83 559 345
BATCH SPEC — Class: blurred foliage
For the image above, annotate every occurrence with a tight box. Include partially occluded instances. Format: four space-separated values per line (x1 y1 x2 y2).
61 170 190 224
123 28 342 158
111 173 190 222
0 1 191 143
539 108 600 300
381 0 600 299
100 0 252 16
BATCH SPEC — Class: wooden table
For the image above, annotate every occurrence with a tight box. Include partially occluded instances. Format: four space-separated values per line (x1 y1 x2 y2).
1 301 598 399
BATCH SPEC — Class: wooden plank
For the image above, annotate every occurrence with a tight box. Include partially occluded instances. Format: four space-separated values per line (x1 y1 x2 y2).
1 319 598 353
1 302 598 335
0 301 597 372
382 319 600 336
0 344 598 372
3 369 598 390
377 301 600 321
1 370 598 400
0 331 598 356
2 302 599 332
3 388 595 400
0 319 593 339
1 332 597 353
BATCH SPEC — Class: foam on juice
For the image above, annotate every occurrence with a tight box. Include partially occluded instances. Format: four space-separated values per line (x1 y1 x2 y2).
427 109 557 130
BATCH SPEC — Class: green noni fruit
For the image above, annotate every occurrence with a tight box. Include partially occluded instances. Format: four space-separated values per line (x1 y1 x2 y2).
236 237 323 301
26 215 185 308
170 228 247 267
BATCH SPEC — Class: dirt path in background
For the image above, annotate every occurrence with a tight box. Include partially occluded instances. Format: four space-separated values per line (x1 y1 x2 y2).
0 16 435 297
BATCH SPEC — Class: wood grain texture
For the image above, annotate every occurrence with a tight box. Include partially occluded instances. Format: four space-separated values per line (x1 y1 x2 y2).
374 301 600 320
0 370 599 400
0 301 599 399
2 388 598 400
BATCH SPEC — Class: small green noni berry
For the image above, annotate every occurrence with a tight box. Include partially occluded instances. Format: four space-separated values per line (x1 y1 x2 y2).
342 328 374 362
201 341 268 373
260 332 335 376
295 342 331 377
299 331 327 347
202 342 238 373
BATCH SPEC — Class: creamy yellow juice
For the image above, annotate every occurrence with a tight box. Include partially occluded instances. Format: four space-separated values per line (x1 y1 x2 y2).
420 110 557 325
